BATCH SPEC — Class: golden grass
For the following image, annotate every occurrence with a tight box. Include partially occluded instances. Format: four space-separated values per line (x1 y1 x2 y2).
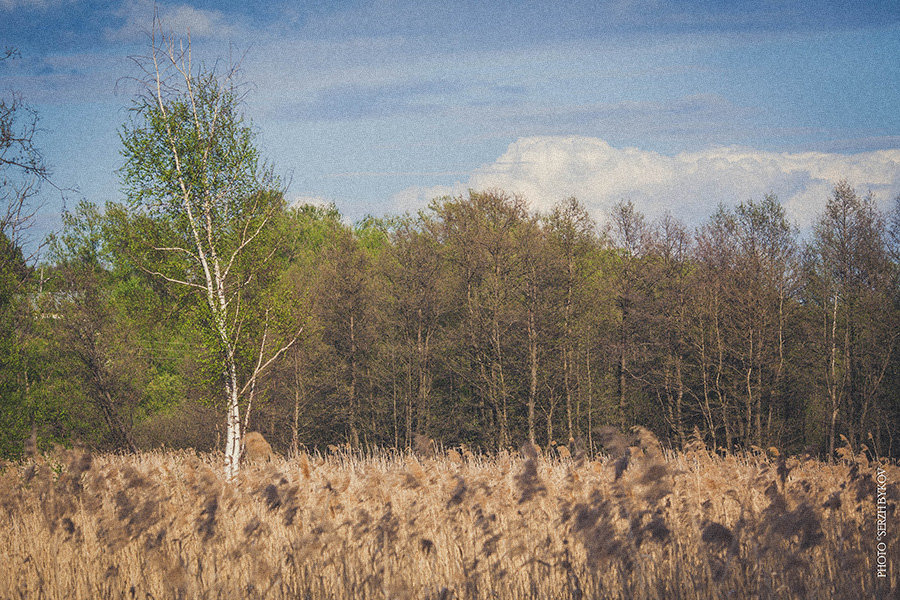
0 430 896 599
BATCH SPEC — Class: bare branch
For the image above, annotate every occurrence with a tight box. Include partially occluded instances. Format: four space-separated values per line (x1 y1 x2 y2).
239 326 304 398
152 245 200 262
136 262 206 290
242 309 270 433
222 212 272 280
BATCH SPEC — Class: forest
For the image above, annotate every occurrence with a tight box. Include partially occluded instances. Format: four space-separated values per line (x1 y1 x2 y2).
2 41 899 464
2 183 899 461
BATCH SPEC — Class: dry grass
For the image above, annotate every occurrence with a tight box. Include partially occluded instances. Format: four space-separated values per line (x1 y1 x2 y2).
243 432 277 463
0 430 896 599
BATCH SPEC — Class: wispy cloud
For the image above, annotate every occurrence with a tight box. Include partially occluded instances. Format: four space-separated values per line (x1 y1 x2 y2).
105 0 241 42
286 0 900 45
325 170 471 179
442 94 758 146
275 79 466 122
394 136 900 229
1 51 127 104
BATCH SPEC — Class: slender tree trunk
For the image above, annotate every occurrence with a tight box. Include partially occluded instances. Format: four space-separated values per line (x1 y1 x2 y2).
416 314 431 435
99 390 139 453
405 355 412 448
527 301 538 445
292 387 300 459
490 269 508 448
745 327 753 448
291 353 301 458
698 315 717 449
713 297 731 451
466 277 490 440
755 363 763 447
618 287 628 428
619 335 627 428
391 346 399 449
546 395 554 447
564 350 575 441
416 319 424 433
564 276 574 441
349 313 359 449
828 293 839 460
81 336 138 453
586 346 594 455
675 355 685 448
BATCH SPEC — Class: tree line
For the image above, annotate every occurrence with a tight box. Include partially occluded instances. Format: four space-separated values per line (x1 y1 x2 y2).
2 184 898 460
2 38 899 462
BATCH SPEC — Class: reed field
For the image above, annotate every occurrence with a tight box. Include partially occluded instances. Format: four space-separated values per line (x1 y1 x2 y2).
0 430 897 600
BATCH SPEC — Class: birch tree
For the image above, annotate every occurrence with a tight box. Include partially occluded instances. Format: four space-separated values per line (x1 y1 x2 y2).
119 25 299 479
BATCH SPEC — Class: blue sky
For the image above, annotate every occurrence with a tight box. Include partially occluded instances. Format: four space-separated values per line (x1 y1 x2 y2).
2 0 899 243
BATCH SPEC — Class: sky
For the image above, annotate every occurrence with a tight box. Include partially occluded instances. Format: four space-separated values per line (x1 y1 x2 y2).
2 0 899 245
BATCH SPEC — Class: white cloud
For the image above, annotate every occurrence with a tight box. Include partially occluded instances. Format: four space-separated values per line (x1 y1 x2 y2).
106 0 238 42
388 184 456 214
393 136 900 229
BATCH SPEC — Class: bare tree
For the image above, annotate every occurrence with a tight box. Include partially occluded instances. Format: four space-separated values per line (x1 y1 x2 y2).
611 200 651 427
808 182 895 458
1 47 48 252
545 197 595 442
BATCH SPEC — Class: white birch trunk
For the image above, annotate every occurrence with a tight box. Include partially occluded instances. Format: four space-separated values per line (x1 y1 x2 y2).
139 25 303 481
224 384 242 480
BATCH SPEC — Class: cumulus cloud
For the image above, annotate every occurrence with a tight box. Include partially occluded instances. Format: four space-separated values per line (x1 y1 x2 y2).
394 136 900 229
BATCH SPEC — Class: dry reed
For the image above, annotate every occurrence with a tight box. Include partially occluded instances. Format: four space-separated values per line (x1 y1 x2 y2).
0 431 896 599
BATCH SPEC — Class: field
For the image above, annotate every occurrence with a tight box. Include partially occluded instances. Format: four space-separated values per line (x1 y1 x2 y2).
0 430 896 600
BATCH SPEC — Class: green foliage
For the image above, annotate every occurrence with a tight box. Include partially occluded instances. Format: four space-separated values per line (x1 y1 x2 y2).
0 231 31 457
0 230 27 310
138 370 182 417
119 72 263 221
